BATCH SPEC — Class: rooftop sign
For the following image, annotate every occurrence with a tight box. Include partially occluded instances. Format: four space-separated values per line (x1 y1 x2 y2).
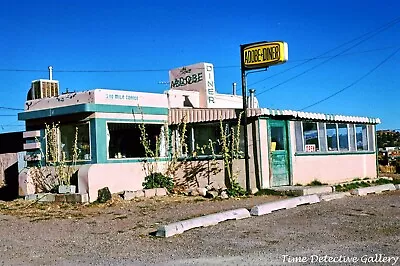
241 41 288 70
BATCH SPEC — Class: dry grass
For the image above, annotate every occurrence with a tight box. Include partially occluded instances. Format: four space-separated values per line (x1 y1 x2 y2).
0 193 281 225
0 194 210 221
379 165 396 174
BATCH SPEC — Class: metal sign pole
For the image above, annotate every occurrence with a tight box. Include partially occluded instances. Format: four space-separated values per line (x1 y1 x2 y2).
240 45 251 192
240 40 287 193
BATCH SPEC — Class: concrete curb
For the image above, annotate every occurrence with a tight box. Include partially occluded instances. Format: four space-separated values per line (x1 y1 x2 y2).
350 184 396 196
154 183 398 238
25 193 89 203
272 186 332 196
319 192 351 202
250 195 320 216
156 208 250 237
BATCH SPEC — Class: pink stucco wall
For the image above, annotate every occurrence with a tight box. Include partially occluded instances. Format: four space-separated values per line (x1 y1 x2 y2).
291 153 377 185
78 162 168 202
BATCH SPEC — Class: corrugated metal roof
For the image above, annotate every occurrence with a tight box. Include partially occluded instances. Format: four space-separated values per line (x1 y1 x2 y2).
168 108 381 125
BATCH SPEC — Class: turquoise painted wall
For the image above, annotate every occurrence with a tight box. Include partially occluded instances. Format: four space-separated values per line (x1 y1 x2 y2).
90 118 107 164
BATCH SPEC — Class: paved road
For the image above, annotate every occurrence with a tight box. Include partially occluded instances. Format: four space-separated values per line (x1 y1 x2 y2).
1 191 399 265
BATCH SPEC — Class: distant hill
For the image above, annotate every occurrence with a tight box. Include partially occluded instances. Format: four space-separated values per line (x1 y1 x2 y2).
377 130 400 148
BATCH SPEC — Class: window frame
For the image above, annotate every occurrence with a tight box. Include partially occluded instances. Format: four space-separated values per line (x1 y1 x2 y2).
295 120 376 154
325 123 339 152
45 122 91 162
355 124 369 151
174 121 244 159
106 121 166 160
337 123 350 151
301 121 320 152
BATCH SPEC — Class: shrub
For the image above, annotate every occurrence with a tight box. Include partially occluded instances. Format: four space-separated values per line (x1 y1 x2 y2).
97 187 112 203
143 172 174 192
226 181 247 197
307 179 327 186
374 178 392 185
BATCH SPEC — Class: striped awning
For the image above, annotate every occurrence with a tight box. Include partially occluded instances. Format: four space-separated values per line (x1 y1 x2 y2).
168 108 381 125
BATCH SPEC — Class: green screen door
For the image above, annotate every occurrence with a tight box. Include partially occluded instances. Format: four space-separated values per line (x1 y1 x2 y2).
268 120 290 187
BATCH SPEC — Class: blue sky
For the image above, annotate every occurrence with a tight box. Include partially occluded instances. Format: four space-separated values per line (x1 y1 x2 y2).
0 0 399 133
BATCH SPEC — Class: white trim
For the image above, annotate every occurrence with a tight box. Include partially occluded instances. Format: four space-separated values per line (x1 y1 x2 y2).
23 130 41 139
24 142 41 150
301 121 305 151
324 123 328 151
316 123 321 151
336 124 340 151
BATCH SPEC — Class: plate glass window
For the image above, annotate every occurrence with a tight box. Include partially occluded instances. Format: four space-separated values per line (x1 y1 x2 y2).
302 122 319 151
355 124 368 151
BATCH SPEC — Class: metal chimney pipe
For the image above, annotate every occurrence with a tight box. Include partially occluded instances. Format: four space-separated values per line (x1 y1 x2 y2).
232 82 237 95
249 89 255 108
48 66 53 80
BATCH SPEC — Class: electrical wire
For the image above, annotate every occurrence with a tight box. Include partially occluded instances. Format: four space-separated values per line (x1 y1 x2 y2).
254 16 400 95
0 124 24 127
248 46 400 85
0 46 398 74
300 47 400 111
0 106 23 111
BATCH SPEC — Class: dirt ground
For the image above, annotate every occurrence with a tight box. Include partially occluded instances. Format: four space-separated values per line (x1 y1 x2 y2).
0 190 399 265
0 193 284 228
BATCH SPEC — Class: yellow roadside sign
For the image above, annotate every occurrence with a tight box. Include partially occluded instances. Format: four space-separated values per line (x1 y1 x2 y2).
242 41 288 69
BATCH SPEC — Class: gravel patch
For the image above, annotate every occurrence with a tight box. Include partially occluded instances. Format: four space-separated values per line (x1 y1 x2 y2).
0 191 399 265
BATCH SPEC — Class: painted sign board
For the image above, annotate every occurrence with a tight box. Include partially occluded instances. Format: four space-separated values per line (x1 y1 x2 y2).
241 41 288 70
94 89 168 108
305 144 316 152
169 62 216 108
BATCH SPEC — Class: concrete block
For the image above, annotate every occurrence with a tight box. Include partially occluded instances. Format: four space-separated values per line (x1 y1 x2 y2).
155 188 167 196
38 194 55 203
144 188 156 198
121 191 136 200
196 187 207 197
319 192 351 202
135 190 145 198
156 208 251 237
58 185 76 194
121 190 146 200
250 195 320 216
55 194 67 202
24 194 38 201
65 194 80 203
395 184 400 190
80 193 89 203
350 184 396 196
